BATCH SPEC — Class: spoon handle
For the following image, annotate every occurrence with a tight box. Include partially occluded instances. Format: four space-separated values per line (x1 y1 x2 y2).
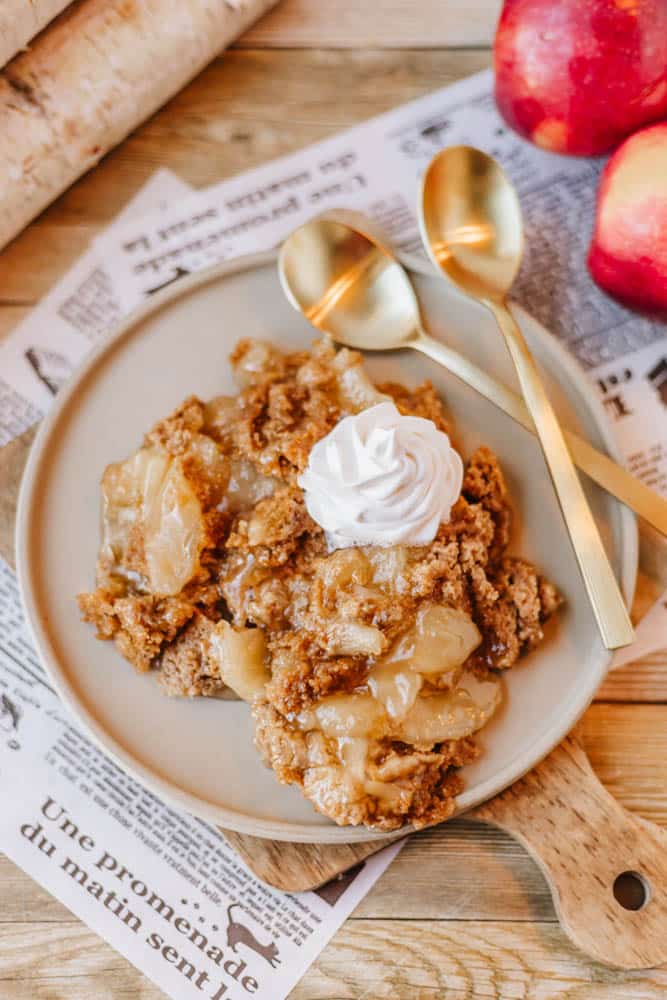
413 331 667 537
486 301 634 649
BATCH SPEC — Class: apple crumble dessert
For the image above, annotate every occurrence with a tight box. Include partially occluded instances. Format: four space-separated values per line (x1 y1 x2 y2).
79 337 561 831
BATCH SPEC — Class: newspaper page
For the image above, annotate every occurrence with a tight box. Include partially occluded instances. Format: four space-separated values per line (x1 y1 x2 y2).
0 67 665 997
0 641 401 1000
0 171 402 1000
0 168 193 438
0 676 400 1000
97 68 667 661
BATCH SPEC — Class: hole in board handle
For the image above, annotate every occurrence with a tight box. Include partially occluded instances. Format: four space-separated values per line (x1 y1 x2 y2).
613 871 651 911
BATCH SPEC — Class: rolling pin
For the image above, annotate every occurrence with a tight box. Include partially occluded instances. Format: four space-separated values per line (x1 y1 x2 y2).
0 0 279 251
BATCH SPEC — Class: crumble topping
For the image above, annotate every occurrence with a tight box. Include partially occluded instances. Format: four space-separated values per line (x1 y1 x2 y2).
78 337 561 831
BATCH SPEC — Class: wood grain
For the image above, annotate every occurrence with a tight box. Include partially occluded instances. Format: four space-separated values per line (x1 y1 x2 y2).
240 0 503 49
295 919 667 999
0 306 27 335
584 704 667 828
222 831 401 892
363 702 667 921
476 732 667 969
2 918 667 999
598 653 667 702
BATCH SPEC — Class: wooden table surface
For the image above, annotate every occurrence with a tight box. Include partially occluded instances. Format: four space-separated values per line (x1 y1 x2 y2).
2 2 667 997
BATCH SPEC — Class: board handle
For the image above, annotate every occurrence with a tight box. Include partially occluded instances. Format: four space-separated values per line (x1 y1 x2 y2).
473 730 667 970
221 831 400 893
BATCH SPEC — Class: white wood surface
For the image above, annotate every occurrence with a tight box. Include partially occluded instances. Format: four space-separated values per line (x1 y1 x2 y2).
241 0 503 48
3 919 667 1000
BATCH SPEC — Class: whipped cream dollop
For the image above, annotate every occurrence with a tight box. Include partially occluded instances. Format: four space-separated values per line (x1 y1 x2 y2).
298 401 463 549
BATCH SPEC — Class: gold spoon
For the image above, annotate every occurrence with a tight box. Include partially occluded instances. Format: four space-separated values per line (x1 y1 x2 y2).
279 216 641 648
418 145 633 650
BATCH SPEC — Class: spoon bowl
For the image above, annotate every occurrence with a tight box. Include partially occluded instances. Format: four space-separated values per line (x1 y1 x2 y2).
279 218 421 351
420 145 524 302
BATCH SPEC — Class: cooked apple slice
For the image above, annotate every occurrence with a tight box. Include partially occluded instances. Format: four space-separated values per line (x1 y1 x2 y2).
323 620 387 658
143 456 204 596
397 672 502 745
307 692 386 740
387 604 482 684
317 548 372 594
225 458 277 514
368 660 423 721
365 545 409 592
336 363 390 413
209 622 269 701
100 448 169 584
100 447 204 596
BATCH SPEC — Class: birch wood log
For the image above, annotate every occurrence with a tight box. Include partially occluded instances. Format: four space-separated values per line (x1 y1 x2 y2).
0 0 72 69
0 0 279 251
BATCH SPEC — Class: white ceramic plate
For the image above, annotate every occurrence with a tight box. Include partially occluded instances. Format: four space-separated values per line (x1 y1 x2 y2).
17 251 637 843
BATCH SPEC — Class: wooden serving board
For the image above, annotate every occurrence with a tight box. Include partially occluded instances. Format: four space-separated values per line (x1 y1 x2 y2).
3 431 667 971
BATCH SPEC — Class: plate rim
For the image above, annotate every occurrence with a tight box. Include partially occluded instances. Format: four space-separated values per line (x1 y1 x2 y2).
16 249 638 843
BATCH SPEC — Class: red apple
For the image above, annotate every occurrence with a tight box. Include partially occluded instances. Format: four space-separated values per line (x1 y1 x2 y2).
588 122 667 312
494 0 667 155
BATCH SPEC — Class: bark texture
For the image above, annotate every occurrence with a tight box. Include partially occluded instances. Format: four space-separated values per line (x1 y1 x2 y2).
0 0 279 249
